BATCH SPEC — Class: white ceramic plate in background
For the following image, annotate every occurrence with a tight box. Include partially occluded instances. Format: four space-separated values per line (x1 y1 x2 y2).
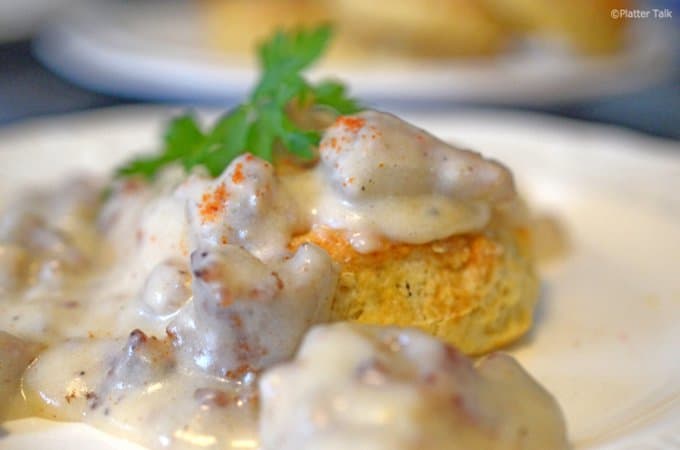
0 107 678 449
32 0 676 105
0 0 89 43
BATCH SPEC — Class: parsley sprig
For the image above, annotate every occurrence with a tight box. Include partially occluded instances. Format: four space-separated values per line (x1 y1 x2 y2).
117 25 362 179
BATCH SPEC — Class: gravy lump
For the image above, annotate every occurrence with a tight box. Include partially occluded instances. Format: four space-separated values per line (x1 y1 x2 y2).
187 154 306 262
0 111 565 449
260 323 569 450
283 110 516 252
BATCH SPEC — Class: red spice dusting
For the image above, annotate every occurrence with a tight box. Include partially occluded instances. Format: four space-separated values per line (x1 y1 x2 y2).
232 162 245 184
347 176 355 184
220 235 229 245
335 116 365 133
199 183 228 223
329 137 339 152
368 126 382 136
245 154 255 162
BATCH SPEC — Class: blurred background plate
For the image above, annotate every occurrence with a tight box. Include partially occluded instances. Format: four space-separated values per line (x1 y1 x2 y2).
0 0 86 43
33 0 676 105
0 106 678 448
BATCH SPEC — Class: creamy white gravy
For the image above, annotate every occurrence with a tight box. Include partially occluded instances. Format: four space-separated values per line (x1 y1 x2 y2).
0 111 565 449
260 322 569 450
281 110 515 252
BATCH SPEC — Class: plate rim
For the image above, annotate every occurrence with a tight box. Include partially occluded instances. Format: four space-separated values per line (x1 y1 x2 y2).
0 105 678 450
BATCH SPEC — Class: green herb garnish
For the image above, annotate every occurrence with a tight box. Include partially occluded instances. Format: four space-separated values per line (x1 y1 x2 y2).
117 24 362 179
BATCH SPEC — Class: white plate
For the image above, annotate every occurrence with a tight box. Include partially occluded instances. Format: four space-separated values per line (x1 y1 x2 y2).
33 0 676 105
0 107 679 449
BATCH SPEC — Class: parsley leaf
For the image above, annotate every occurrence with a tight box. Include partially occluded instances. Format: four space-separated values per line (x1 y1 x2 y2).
117 24 362 180
311 80 361 114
